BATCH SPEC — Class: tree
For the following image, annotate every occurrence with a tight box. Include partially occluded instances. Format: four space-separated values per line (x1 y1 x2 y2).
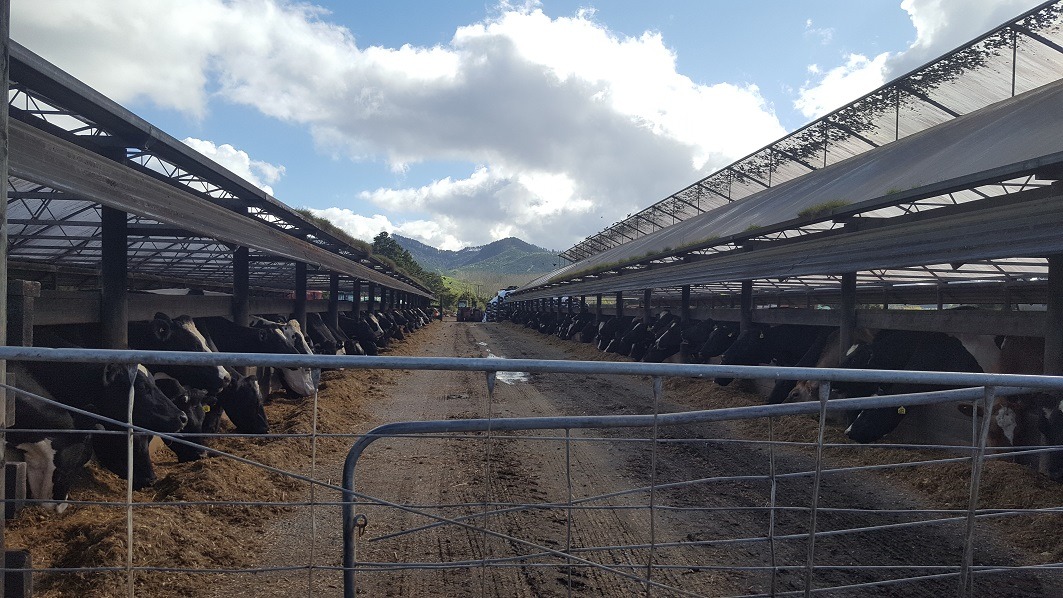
373 231 452 307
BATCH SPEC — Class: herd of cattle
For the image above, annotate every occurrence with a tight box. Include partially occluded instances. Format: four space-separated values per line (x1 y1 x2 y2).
7 307 435 512
507 307 1063 480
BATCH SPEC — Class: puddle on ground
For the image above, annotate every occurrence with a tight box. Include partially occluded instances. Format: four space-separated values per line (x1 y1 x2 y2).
485 351 530 385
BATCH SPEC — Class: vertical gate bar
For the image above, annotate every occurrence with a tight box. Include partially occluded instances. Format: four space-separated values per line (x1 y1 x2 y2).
307 383 321 596
959 386 995 597
125 364 138 598
768 416 779 597
481 371 497 595
803 381 831 598
645 376 663 596
565 428 573 598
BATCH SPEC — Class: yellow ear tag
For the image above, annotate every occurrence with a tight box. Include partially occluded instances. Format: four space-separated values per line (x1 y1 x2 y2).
203 405 211 413
897 406 906 415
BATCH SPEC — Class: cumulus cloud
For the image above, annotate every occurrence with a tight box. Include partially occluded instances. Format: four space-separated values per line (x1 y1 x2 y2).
13 0 786 249
795 0 1045 119
182 137 286 195
794 53 890 119
307 207 467 251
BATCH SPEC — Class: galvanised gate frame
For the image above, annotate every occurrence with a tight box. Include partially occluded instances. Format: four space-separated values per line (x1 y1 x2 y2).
0 346 1061 596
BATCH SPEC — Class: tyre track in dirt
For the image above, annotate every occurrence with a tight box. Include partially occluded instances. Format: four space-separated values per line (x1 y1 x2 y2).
483 322 1047 597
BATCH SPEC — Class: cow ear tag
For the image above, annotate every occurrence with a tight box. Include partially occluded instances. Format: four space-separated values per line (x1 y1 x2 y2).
202 405 211 413
759 332 765 339
897 406 907 415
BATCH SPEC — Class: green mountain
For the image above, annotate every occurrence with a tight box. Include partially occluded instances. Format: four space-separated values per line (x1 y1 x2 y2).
393 235 559 288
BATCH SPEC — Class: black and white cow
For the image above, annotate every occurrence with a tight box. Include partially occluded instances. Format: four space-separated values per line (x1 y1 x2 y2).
338 313 379 356
20 357 188 490
698 322 740 363
714 324 830 386
128 312 231 394
202 370 270 435
642 320 686 363
152 374 216 462
197 316 317 398
304 312 345 356
836 330 983 443
6 363 96 512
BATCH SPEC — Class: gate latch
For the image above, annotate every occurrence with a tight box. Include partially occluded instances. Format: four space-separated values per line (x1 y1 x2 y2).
354 514 369 537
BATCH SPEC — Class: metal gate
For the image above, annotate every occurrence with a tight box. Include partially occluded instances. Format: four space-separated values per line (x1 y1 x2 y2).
0 347 1061 597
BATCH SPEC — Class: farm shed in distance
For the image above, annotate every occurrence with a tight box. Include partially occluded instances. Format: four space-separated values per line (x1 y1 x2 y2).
4 40 434 340
511 1 1063 371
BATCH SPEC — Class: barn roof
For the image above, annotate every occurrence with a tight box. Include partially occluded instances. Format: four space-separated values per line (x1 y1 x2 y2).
6 42 433 299
515 1 1063 306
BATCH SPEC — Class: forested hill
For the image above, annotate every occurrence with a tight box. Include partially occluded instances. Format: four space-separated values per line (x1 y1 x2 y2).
393 234 558 276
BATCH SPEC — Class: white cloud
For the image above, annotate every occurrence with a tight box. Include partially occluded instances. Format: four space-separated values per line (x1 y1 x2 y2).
13 0 786 249
794 53 890 119
182 137 286 195
891 0 1044 76
795 0 1045 120
307 207 466 251
804 19 835 45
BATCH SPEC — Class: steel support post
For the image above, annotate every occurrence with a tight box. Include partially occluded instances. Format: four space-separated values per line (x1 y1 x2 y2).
595 294 603 325
232 246 249 326
616 291 624 317
352 280 362 315
367 283 376 312
100 206 128 350
643 289 652 323
740 280 753 333
6 281 38 348
681 285 691 323
294 262 307 328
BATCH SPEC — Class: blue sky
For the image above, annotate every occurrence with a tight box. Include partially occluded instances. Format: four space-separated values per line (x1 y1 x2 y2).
11 0 1046 250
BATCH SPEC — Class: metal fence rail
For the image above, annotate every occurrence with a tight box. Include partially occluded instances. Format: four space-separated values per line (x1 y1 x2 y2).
0 347 1060 597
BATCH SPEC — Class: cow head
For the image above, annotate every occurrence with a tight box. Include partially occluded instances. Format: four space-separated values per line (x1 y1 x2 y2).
714 324 769 386
10 396 97 514
699 323 739 364
134 313 231 393
218 374 269 434
249 319 318 398
153 374 215 462
845 405 908 443
642 322 682 363
102 364 187 433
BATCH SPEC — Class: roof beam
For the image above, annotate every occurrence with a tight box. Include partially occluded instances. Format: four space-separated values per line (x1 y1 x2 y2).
9 119 430 297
